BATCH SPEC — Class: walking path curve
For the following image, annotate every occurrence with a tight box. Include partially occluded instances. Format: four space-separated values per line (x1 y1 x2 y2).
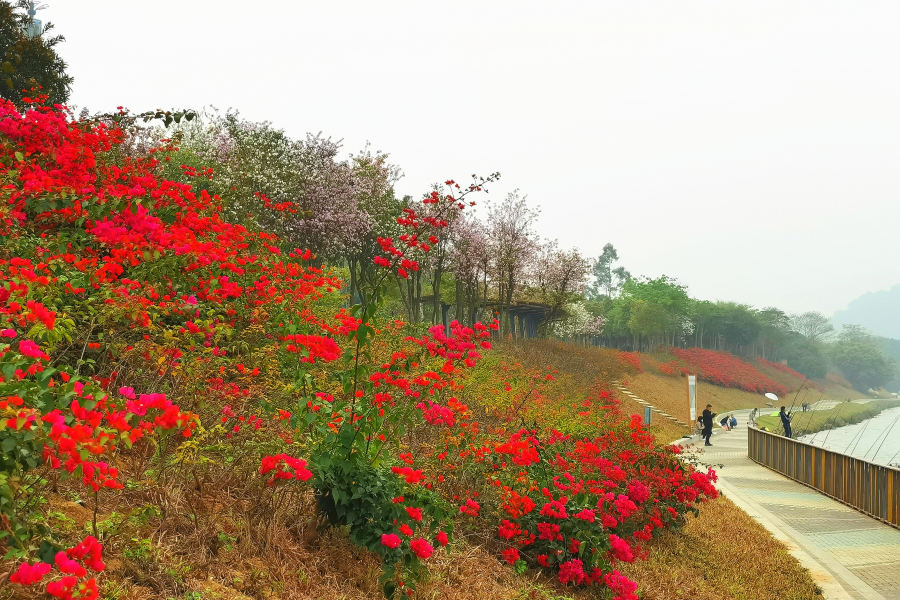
676 409 900 600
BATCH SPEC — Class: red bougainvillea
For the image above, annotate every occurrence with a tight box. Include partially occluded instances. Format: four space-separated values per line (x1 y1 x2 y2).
672 348 787 396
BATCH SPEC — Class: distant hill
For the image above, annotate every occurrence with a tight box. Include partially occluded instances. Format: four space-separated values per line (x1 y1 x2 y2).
833 284 900 339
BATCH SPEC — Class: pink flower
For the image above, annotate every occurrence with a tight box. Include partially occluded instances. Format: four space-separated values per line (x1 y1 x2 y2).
539 500 568 519
410 538 433 559
9 561 51 585
609 534 635 563
54 551 86 577
381 533 401 549
0 328 16 338
18 339 49 361
626 480 650 504
558 558 585 585
604 570 639 600
574 508 596 522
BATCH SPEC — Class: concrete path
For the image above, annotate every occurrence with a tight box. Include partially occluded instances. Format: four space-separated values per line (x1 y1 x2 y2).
678 410 900 600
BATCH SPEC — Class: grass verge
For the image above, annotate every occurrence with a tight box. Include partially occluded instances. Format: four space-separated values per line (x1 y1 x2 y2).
619 496 824 600
756 400 900 436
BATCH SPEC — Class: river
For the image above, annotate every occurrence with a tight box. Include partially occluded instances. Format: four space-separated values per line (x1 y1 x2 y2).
798 406 900 468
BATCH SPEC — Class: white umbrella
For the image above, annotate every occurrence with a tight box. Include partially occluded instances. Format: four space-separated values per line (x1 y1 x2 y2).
764 392 778 401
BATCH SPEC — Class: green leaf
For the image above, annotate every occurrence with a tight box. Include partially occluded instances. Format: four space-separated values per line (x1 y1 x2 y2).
1 437 16 453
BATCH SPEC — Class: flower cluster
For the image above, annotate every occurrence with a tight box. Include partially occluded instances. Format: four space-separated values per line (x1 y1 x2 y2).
671 347 788 396
9 535 105 599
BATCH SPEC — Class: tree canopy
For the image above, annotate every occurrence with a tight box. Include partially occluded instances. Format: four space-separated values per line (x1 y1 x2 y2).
0 1 72 106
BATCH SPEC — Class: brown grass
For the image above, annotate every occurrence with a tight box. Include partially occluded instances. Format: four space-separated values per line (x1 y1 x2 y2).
620 496 823 600
625 372 767 428
0 340 826 600
625 369 874 438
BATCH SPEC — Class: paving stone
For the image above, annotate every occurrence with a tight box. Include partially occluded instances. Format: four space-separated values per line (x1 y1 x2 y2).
684 410 900 598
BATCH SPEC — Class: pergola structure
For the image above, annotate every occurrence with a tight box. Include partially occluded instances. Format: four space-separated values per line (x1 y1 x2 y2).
414 297 568 339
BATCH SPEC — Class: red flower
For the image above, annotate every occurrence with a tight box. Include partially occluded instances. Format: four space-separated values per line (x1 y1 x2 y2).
381 533 401 549
435 531 449 547
410 538 433 559
459 498 480 517
501 547 519 565
405 506 423 522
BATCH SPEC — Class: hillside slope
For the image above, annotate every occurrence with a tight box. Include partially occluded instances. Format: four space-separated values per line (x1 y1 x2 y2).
621 351 866 433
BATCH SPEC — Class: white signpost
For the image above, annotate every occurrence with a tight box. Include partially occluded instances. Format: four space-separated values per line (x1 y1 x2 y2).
687 375 697 423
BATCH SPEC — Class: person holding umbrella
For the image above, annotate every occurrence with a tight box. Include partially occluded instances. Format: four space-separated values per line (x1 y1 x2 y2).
780 406 793 439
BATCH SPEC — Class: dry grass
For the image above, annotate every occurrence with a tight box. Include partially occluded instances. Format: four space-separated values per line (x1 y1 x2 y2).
625 369 874 439
619 496 823 600
0 341 827 600
625 372 766 428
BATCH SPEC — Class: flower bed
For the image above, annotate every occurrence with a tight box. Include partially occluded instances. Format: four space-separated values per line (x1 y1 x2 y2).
0 99 717 599
671 348 788 396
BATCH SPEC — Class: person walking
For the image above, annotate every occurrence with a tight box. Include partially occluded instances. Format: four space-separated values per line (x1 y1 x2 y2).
702 404 715 446
780 406 792 439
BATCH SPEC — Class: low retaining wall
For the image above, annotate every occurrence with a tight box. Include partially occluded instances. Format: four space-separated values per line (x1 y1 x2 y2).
748 426 900 528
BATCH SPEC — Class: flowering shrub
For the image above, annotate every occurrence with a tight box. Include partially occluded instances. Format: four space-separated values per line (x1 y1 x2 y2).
0 99 718 599
483 414 717 592
8 535 105 599
671 348 788 396
617 351 643 373
657 359 679 376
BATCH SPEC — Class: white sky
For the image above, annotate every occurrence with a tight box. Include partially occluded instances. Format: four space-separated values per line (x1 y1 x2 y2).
49 1 900 315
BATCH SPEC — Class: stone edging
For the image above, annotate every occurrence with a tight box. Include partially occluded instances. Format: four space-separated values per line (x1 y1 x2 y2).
614 382 689 428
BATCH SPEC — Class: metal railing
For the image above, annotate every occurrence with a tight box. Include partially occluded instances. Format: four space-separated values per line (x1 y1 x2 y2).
748 426 900 528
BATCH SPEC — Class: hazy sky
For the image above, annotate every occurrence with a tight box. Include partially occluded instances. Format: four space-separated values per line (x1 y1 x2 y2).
48 1 900 315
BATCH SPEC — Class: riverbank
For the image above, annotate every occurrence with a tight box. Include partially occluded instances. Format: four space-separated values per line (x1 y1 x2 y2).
756 399 900 437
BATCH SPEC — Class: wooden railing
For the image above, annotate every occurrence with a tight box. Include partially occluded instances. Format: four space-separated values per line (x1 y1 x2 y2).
748 426 900 528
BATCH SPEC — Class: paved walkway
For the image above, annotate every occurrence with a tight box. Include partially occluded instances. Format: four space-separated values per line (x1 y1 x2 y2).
678 410 900 600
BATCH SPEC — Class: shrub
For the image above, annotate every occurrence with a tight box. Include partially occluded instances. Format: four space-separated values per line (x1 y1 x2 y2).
671 348 788 396
0 99 718 599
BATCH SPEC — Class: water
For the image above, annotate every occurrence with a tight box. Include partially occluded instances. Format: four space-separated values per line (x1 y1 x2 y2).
799 406 900 468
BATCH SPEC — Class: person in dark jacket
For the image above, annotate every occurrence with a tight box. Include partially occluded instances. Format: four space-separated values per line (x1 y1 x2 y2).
780 406 792 439
702 404 715 446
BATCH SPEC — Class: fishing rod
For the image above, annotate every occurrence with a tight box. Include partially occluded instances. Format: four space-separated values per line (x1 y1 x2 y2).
863 413 900 463
811 400 849 446
838 409 866 453
799 389 826 436
886 444 900 468
846 417 873 455
786 378 808 417
841 413 870 455
790 386 813 434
